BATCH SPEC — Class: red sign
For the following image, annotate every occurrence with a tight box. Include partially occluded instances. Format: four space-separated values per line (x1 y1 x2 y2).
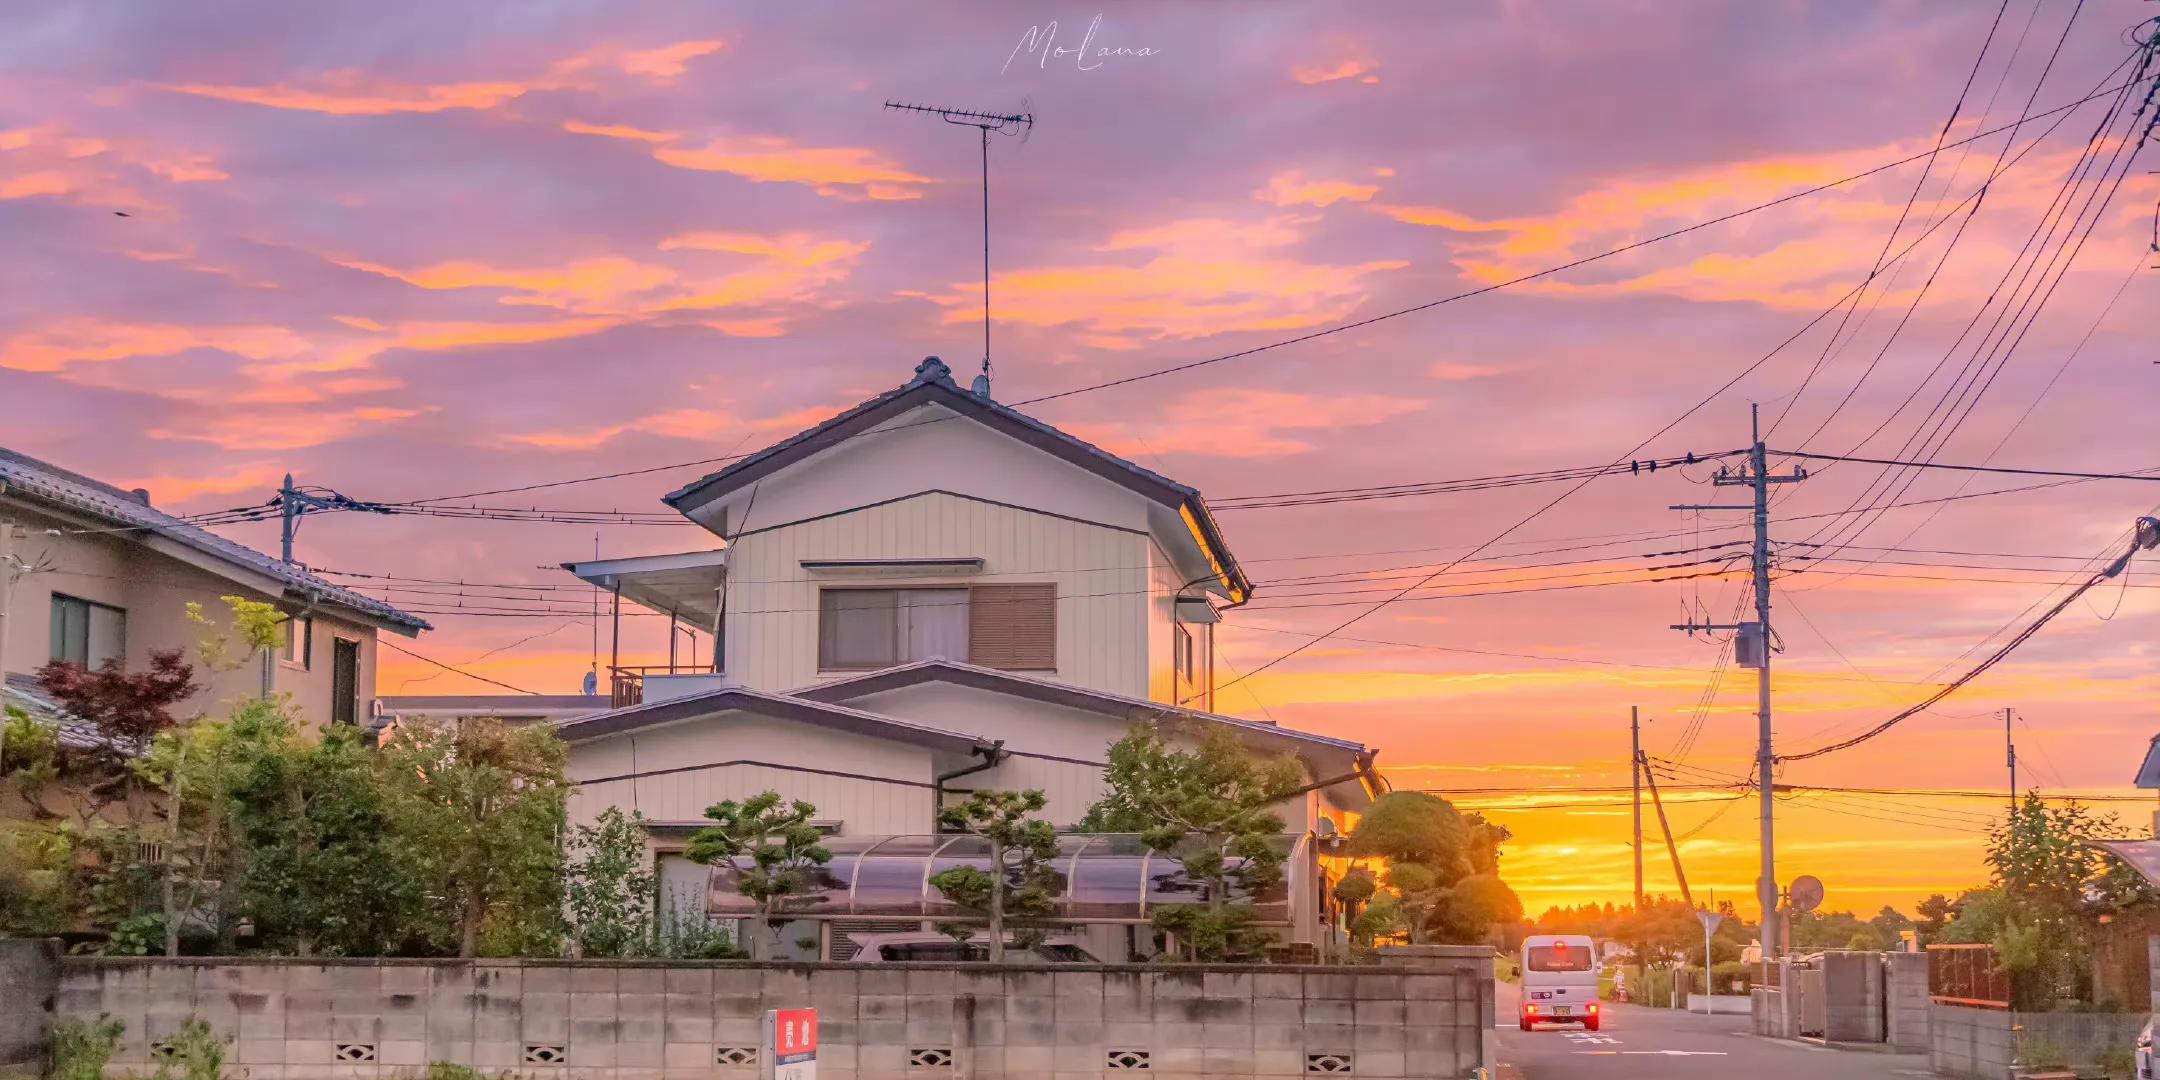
774 1009 818 1060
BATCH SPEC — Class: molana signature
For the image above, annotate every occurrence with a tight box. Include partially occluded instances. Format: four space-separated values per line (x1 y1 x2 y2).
1003 14 1158 74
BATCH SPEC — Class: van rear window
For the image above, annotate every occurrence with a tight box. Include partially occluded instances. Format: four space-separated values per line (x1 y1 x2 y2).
1526 945 1592 972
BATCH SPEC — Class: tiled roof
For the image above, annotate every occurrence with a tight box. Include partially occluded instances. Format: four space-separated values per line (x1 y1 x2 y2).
3 672 122 752
661 358 1250 599
0 447 429 633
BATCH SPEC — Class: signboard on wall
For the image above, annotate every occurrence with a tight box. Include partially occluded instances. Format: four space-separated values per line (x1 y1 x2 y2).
762 1008 817 1080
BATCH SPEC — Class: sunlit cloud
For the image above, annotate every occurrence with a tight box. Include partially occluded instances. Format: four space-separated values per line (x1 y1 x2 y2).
1257 170 1381 208
1 319 313 372
1067 388 1424 459
936 215 1405 341
117 463 286 503
1292 55 1381 85
159 72 531 116
151 405 429 451
562 119 680 143
652 136 933 200
616 39 726 81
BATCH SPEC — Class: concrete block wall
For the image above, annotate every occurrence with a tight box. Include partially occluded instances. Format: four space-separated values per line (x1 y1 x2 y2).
0 938 59 1076
1929 1002 2147 1079
45 956 1494 1080
1928 1004 2014 1080
1883 953 1928 1051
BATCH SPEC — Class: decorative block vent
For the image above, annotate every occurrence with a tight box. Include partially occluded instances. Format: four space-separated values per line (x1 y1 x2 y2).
523 1045 566 1065
149 1039 182 1061
1106 1049 1151 1070
1305 1053 1353 1074
715 1046 759 1067
909 1048 954 1068
335 1044 377 1063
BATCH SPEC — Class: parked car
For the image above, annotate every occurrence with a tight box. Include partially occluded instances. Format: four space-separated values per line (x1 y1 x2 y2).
1519 934 1601 1031
846 931 1101 964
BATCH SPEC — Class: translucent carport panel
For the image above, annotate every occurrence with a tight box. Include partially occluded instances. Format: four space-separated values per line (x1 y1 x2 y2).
851 835 947 916
1065 835 1152 920
704 846 861 918
922 835 993 918
1140 835 1296 922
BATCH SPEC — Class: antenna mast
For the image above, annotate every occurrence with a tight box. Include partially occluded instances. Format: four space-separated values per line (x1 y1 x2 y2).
884 100 1032 392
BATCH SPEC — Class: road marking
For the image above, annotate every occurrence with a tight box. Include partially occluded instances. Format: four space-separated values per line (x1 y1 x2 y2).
1619 1050 1728 1056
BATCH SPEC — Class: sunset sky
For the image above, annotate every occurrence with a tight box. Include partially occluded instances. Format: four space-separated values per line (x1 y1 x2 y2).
3 1 2157 920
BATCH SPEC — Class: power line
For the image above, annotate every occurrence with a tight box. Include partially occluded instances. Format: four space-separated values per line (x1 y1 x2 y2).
1779 515 2160 761
1773 450 2160 482
378 638 539 696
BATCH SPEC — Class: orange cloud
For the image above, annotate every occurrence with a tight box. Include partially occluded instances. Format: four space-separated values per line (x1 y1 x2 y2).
1428 361 1503 381
652 136 932 200
160 72 529 116
117 464 285 504
1293 56 1380 85
151 404 428 451
1067 388 1424 460
337 255 680 313
935 215 1404 341
1257 171 1381 208
142 153 228 183
617 39 725 81
562 119 680 143
0 319 313 372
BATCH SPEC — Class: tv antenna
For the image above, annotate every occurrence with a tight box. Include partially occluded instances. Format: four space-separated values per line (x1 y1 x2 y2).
885 100 1032 394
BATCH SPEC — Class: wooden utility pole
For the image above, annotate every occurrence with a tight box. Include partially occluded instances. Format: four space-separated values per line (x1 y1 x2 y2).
1639 752 1692 907
1632 707 1645 910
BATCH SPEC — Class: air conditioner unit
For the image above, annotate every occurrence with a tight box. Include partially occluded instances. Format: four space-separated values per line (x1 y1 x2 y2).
1735 623 1767 669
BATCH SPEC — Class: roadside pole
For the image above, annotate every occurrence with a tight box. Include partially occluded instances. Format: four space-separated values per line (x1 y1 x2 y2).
1696 909 1724 1015
1632 706 1645 911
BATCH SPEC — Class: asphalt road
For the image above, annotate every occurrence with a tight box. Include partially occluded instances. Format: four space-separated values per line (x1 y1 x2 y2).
1491 980 1933 1080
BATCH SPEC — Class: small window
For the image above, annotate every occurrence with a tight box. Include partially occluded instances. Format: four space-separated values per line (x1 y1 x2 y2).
818 588 969 670
49 594 125 669
1174 623 1195 684
280 615 312 669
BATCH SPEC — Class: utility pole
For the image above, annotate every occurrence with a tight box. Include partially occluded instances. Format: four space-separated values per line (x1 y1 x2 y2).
1669 403 1806 986
1632 706 1645 911
1638 754 1692 908
276 474 393 566
2004 707 2017 815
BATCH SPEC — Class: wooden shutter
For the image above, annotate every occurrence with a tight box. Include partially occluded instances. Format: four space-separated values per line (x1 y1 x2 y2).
967 583 1056 671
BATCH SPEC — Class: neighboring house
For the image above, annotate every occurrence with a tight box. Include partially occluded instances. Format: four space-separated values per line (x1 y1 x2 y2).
551 358 1384 958
374 694 603 728
0 447 430 732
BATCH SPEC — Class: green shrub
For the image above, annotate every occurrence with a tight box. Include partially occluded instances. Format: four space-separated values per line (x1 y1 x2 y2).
50 1016 124 1080
2100 1046 2136 1080
146 1019 226 1080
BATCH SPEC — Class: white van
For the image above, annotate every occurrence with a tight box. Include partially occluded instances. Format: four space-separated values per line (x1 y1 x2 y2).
1518 934 1601 1031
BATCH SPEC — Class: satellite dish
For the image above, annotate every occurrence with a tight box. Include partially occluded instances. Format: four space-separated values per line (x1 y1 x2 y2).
1788 875 1825 914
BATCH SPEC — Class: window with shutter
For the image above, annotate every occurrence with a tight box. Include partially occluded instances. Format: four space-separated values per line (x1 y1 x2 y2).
967 583 1056 671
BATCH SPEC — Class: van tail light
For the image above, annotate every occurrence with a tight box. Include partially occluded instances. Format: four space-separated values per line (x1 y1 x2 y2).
1588 1003 1599 1014
1525 1005 1538 1014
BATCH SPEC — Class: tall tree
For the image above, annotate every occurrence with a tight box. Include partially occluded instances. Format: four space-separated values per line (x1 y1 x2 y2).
1096 722 1302 961
376 716 569 957
686 791 831 961
564 807 658 958
928 789 1059 961
1349 791 1523 945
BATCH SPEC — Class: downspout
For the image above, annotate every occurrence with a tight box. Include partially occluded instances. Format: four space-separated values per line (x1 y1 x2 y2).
931 740 1005 831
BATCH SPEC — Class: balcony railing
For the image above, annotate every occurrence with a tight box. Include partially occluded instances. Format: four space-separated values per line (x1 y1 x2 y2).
608 664 720 708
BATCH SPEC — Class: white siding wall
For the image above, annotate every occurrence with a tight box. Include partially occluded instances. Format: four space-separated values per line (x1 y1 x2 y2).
564 711 940 836
723 492 1154 697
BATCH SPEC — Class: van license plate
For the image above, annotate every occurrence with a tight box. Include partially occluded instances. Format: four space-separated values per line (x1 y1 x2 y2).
1548 1006 1571 1016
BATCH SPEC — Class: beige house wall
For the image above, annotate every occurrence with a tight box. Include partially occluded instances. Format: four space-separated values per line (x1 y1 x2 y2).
0 499 382 729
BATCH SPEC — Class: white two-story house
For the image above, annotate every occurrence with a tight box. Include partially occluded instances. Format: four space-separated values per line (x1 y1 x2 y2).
553 357 1382 958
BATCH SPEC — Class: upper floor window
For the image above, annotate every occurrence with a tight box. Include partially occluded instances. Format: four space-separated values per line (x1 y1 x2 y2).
50 594 126 669
818 584 1054 672
280 615 313 669
1174 622 1196 685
